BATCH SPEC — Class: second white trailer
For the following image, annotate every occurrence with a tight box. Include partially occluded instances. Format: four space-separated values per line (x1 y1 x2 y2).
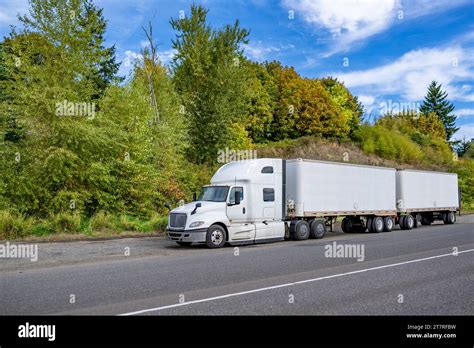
396 169 459 227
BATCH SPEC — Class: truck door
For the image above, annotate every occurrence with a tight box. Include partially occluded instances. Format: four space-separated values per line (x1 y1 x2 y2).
227 186 255 241
227 186 246 223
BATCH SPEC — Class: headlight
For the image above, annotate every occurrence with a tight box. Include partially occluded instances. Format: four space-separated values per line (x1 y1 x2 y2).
189 221 205 228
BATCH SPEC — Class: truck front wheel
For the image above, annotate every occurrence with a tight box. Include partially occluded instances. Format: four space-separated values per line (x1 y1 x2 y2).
206 224 227 248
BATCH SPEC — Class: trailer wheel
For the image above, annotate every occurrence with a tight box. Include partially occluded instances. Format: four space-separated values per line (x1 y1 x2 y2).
383 217 394 232
341 217 354 233
206 224 227 248
372 217 384 233
366 217 374 233
310 219 326 239
293 220 310 240
401 215 414 230
444 211 456 225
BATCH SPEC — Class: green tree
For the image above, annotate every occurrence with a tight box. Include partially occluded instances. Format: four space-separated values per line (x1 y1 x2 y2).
19 0 121 99
170 4 251 163
419 81 459 141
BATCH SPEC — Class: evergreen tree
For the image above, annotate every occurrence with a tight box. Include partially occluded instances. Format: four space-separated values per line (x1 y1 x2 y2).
419 81 459 141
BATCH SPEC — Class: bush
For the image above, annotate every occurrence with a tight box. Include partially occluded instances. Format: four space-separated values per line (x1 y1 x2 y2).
90 211 116 232
354 125 423 163
117 215 140 231
50 212 81 233
0 210 33 239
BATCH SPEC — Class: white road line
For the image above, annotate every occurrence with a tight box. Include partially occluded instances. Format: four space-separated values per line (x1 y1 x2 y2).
119 248 474 316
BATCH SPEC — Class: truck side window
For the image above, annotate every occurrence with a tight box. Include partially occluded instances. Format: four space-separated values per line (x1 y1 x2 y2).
263 188 274 202
229 187 244 204
261 166 273 174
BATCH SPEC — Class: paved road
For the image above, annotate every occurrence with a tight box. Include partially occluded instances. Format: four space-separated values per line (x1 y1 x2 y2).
0 216 473 315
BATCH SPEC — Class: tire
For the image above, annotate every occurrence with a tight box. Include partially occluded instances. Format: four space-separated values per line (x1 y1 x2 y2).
442 212 448 224
399 215 406 230
372 216 384 233
310 219 326 239
342 217 354 233
403 215 414 230
176 241 192 247
206 224 227 248
421 214 432 226
445 211 456 224
383 217 394 232
366 217 374 233
293 220 310 240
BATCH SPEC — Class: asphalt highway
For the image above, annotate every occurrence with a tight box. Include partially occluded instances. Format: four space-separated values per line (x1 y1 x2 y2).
1 215 473 315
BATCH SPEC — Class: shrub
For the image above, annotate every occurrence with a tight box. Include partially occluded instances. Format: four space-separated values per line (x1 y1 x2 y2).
90 211 116 232
50 212 81 233
0 210 33 239
117 215 140 231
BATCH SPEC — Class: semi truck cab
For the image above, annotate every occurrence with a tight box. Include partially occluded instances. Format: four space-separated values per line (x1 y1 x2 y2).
167 158 286 248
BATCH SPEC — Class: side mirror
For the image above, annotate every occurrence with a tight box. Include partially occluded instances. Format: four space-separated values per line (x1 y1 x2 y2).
193 192 197 201
164 203 171 211
234 191 241 205
191 202 202 215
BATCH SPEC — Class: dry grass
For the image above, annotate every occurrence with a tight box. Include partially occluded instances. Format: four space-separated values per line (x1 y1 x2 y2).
256 137 449 171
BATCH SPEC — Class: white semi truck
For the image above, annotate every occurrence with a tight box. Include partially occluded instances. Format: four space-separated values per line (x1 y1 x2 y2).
167 158 460 248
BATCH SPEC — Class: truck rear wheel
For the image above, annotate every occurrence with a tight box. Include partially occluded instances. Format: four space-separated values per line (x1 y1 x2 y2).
366 217 374 233
292 220 310 240
372 217 384 233
383 217 393 232
310 219 326 239
341 217 354 233
443 211 456 224
400 215 414 230
206 224 227 248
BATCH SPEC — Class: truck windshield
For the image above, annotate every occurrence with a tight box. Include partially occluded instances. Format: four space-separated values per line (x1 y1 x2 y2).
198 186 229 202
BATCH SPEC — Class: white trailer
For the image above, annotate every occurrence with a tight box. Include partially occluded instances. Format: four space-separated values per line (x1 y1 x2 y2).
166 158 460 248
396 169 459 228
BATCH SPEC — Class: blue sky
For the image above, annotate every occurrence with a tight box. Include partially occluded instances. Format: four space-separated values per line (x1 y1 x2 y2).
1 0 473 140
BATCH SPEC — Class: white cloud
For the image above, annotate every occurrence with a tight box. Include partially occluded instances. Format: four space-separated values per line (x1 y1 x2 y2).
157 49 177 65
456 109 474 117
282 0 471 56
243 41 294 61
358 95 375 106
283 0 399 55
0 0 28 31
122 50 142 68
454 123 474 141
335 46 474 102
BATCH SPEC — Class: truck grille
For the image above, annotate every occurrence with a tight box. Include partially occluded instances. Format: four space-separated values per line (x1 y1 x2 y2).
169 213 187 229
